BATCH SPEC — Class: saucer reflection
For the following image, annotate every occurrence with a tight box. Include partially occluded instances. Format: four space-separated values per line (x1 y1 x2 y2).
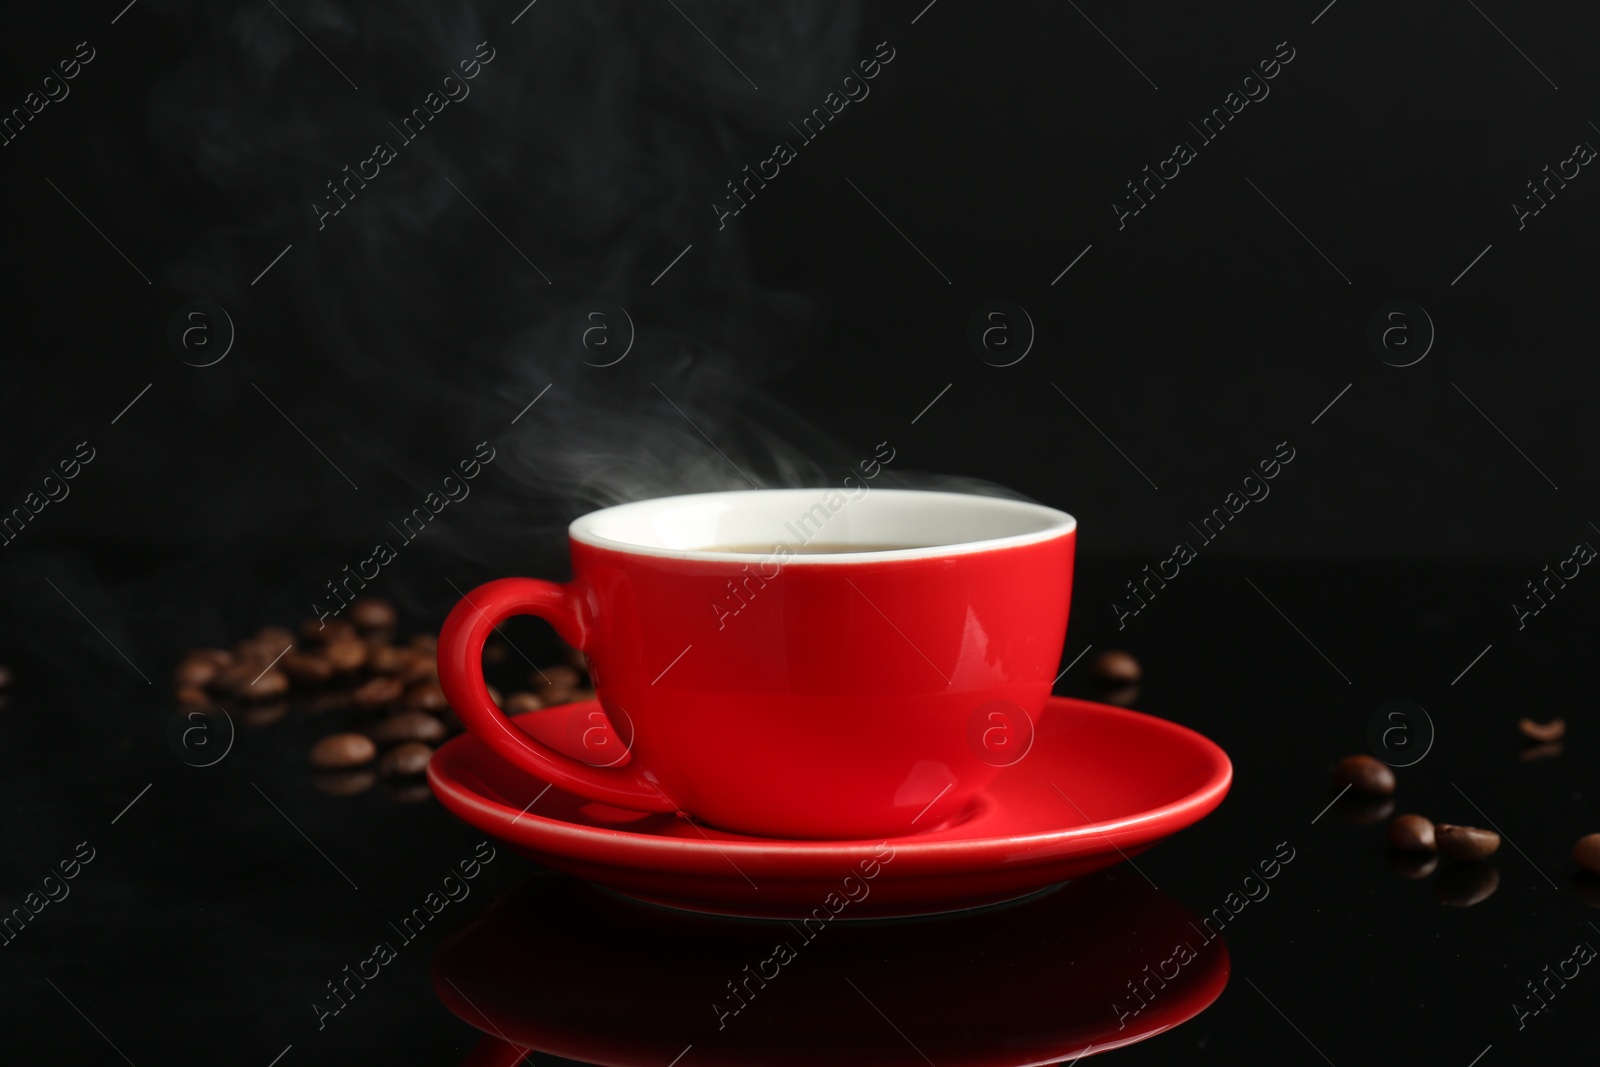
435 869 1229 1066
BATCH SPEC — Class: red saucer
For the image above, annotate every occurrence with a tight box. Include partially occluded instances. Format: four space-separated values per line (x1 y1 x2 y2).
427 696 1231 919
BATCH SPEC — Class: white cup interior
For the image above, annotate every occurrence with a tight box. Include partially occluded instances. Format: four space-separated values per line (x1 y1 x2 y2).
569 488 1075 563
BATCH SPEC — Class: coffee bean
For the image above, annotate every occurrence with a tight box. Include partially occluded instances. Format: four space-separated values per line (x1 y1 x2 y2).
1518 717 1566 742
1090 650 1141 685
368 711 447 746
213 661 262 695
217 659 289 700
255 625 296 650
487 685 503 709
403 680 449 713
1519 741 1564 762
400 651 439 684
173 653 224 688
1330 754 1396 797
1434 862 1499 907
367 644 410 675
313 769 376 797
1388 814 1436 852
409 633 439 653
322 639 369 673
0 664 12 690
352 676 404 710
1435 824 1501 862
1388 852 1439 880
504 691 542 714
310 732 377 769
282 651 336 686
484 640 509 665
301 617 357 644
1573 833 1600 875
349 596 398 632
248 668 290 700
378 741 433 777
175 685 211 708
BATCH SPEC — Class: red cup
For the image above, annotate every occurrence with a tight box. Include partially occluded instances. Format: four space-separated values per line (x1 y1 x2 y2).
438 488 1075 839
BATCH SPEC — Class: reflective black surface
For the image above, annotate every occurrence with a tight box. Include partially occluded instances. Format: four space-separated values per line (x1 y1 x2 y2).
4 558 1595 1063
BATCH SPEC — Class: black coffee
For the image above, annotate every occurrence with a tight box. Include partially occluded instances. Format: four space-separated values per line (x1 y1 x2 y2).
700 542 923 554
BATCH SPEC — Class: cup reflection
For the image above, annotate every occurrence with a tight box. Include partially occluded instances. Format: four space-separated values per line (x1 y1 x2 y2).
435 868 1228 1066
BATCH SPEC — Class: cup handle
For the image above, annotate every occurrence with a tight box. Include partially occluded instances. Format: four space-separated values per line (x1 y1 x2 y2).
437 577 675 813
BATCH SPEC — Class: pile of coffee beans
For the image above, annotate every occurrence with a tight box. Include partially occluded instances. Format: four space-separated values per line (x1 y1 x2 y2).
169 596 591 804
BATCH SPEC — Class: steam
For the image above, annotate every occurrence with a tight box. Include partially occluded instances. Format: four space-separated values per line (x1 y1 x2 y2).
3 1 1023 679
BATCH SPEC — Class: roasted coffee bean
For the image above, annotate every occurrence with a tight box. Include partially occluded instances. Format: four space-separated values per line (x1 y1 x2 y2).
1330 754 1396 797
301 616 357 644
1388 814 1436 852
322 639 369 673
1389 851 1440 880
484 640 509 665
282 651 337 685
378 741 432 777
217 659 289 700
255 625 296 650
403 680 449 713
352 676 404 710
409 633 439 653
175 685 211 708
368 711 447 746
1573 833 1600 875
1520 741 1564 762
213 661 262 695
248 668 290 700
1436 823 1501 862
401 651 439 684
173 653 224 688
487 685 503 709
1518 717 1566 742
313 769 376 797
1090 650 1141 685
349 596 398 631
1434 862 1499 907
310 732 377 769
0 663 13 690
504 691 542 714
367 644 410 675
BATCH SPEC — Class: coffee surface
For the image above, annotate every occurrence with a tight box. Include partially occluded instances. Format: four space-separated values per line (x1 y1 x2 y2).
697 542 924 554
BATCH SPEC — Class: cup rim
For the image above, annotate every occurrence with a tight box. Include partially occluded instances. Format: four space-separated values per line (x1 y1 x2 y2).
568 487 1076 564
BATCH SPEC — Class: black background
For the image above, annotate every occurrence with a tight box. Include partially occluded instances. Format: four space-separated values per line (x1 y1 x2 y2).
2 1 1598 1063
